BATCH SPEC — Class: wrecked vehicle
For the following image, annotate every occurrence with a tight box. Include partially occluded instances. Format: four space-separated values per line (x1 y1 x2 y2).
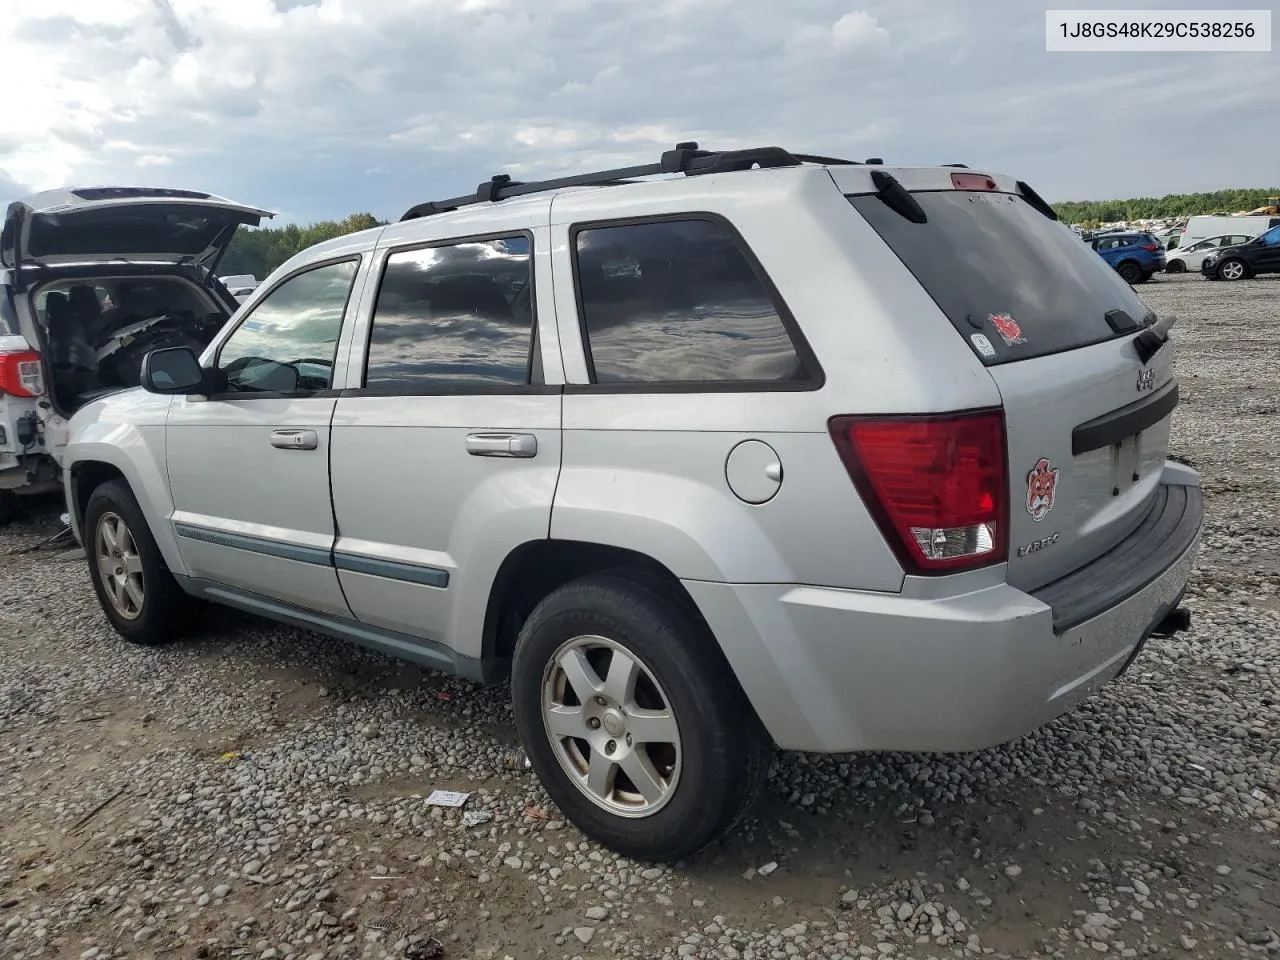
0 187 273 523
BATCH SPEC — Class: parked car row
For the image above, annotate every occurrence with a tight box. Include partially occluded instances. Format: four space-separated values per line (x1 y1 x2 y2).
0 149 1203 862
1164 233 1256 273
1087 221 1280 285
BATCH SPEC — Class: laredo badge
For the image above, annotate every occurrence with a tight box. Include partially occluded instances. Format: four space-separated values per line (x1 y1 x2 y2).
990 313 1026 347
1025 457 1059 522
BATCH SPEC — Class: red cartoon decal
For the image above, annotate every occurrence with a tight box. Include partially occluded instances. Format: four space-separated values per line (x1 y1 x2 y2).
1025 457 1059 522
990 313 1026 347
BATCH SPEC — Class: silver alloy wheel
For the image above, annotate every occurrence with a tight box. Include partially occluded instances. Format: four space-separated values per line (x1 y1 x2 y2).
541 635 682 818
1220 260 1245 280
95 511 145 620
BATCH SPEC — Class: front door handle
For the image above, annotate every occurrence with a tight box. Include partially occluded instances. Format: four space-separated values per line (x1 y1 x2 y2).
270 428 318 451
465 432 537 458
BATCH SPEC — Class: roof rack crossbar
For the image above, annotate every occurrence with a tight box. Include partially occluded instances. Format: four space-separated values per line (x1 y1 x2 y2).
793 154 861 166
398 143 862 221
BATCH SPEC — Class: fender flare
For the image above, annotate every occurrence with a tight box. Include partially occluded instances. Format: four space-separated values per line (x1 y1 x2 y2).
66 437 187 576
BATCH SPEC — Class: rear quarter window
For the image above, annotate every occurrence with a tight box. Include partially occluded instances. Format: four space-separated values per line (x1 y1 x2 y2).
572 218 817 386
848 191 1156 365
0 285 16 335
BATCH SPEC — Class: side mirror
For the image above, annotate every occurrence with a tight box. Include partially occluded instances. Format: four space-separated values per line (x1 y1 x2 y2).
140 347 207 394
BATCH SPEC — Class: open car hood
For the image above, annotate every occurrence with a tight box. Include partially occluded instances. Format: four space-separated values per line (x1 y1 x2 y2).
1 187 274 273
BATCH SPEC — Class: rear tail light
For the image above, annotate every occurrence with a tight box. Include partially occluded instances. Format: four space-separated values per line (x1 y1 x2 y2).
1142 243 1159 251
950 172 998 191
829 410 1008 574
0 349 45 398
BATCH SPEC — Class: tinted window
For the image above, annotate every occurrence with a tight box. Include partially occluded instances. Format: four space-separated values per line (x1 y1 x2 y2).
1260 225 1280 246
365 237 535 389
573 219 807 384
218 259 358 393
1096 236 1133 251
0 286 16 335
849 191 1156 365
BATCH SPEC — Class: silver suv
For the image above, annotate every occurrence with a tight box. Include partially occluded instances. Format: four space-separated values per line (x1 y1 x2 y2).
61 145 1203 862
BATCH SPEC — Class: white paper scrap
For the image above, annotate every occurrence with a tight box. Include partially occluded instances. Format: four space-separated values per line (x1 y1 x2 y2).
425 789 470 808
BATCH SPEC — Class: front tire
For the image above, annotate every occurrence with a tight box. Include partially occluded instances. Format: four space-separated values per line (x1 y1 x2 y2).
0 491 15 527
1117 261 1143 285
511 573 770 862
83 479 189 645
1218 258 1248 281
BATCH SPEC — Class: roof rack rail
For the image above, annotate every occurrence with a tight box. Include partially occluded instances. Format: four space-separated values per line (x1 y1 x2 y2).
398 143 863 221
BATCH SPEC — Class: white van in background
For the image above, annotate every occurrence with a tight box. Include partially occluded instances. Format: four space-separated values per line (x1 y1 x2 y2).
1181 214 1280 248
217 273 260 303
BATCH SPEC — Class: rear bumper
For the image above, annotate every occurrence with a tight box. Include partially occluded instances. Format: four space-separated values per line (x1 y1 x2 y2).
687 461 1203 754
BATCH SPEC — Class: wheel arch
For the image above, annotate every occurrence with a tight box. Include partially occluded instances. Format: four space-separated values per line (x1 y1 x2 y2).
481 539 706 664
479 538 774 727
67 448 187 576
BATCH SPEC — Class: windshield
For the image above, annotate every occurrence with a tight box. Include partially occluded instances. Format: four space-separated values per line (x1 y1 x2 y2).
848 190 1156 365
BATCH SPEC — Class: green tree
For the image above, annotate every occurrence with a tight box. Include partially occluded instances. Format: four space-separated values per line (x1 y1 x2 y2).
220 212 388 279
1055 188 1280 225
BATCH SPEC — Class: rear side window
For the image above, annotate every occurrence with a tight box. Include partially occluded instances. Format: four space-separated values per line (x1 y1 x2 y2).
1096 235 1135 251
0 286 16 335
364 236 535 390
849 192 1155 365
573 218 812 385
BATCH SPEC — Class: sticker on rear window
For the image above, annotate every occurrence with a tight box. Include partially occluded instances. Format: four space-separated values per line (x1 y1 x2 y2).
970 333 997 359
990 313 1026 347
1026 457 1060 522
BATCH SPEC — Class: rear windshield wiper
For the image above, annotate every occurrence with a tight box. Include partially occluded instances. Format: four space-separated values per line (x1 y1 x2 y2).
1134 313 1176 365
869 170 927 224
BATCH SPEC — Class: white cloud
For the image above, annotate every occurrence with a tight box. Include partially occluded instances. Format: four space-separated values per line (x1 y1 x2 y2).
788 10 891 55
0 0 1274 220
832 11 889 46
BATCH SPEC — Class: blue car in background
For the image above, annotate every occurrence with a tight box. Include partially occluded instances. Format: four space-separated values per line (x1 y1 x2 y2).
1089 232 1166 285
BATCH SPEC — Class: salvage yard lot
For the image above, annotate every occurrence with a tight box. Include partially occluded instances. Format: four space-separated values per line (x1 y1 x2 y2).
2 275 1279 960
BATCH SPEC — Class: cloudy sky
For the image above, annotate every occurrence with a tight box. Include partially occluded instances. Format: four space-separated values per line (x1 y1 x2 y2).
0 0 1276 225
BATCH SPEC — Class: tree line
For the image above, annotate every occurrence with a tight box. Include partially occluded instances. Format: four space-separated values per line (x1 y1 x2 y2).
219 213 386 278
1054 188 1280 228
219 187 1280 278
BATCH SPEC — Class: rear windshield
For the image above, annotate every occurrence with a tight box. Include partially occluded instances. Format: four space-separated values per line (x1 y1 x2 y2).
25 206 244 260
848 191 1156 364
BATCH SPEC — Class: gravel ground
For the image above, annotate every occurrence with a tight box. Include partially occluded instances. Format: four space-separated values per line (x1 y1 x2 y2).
2 273 1279 960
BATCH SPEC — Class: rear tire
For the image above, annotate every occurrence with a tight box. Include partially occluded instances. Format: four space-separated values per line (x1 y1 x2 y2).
1117 261 1143 284
0 491 15 527
511 573 770 862
1166 259 1185 274
1218 258 1248 281
83 479 190 646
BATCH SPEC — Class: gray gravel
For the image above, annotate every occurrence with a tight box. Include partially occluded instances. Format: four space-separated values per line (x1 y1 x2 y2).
1 274 1278 960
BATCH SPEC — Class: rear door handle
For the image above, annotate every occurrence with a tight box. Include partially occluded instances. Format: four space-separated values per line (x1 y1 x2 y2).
270 428 318 451
465 432 537 458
